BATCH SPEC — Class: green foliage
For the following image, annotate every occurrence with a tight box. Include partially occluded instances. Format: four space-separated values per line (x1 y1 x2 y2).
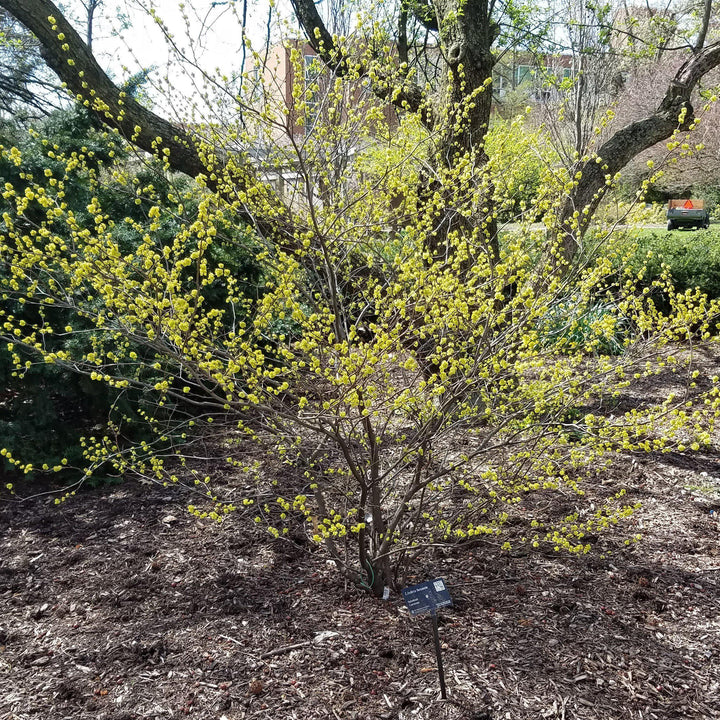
0 357 124 475
0 107 264 481
359 114 555 225
485 117 556 221
624 229 720 301
0 109 122 476
540 297 627 355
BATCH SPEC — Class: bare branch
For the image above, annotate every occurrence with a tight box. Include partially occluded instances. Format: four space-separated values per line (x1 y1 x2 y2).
289 0 430 122
695 0 713 51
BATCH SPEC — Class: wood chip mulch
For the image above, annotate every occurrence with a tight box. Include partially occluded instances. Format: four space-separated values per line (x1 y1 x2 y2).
1 448 719 720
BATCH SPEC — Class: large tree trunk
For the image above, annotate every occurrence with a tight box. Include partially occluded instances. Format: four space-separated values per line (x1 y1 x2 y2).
433 0 500 261
559 42 720 263
2 0 206 177
433 0 498 155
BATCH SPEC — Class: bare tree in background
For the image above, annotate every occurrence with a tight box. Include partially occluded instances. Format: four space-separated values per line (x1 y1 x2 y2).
540 0 624 169
0 8 64 119
79 0 101 49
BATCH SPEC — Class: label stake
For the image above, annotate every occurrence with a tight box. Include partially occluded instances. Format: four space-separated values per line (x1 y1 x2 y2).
430 609 448 699
402 577 452 699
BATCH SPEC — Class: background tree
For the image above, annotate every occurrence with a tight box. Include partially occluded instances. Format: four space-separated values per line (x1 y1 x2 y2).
0 7 64 120
5 0 720 264
551 0 720 256
79 0 101 50
539 0 623 169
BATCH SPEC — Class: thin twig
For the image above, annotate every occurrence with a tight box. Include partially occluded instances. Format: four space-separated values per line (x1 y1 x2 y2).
259 641 312 659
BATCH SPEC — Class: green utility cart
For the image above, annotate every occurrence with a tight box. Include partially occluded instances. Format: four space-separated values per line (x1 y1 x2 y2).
666 199 710 231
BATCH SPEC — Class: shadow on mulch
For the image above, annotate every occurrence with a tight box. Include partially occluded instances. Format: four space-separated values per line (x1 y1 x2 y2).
0 457 718 720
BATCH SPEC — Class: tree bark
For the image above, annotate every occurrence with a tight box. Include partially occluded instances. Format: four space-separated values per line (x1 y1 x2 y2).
559 41 720 263
1 0 208 177
0 0 299 247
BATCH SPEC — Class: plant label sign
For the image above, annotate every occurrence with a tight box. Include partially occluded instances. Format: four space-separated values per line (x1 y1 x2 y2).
402 578 452 616
402 578 453 698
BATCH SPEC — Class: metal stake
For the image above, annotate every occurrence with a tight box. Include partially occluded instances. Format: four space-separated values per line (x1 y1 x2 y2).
430 610 447 699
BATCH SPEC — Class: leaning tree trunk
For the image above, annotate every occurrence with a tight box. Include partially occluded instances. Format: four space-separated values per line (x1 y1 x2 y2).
1 0 205 175
559 42 720 265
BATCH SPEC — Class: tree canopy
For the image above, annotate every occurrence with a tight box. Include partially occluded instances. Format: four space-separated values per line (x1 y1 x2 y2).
2 0 720 258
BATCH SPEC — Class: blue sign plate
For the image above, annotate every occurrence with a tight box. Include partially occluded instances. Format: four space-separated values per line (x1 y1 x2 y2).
402 578 452 616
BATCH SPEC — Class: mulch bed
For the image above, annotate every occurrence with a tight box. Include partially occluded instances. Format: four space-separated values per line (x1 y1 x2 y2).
1 448 719 720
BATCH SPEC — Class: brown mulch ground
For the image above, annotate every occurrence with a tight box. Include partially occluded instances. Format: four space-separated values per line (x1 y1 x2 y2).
1 448 719 720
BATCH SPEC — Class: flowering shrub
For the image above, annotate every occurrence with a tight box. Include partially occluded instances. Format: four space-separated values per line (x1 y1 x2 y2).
2 36 720 595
